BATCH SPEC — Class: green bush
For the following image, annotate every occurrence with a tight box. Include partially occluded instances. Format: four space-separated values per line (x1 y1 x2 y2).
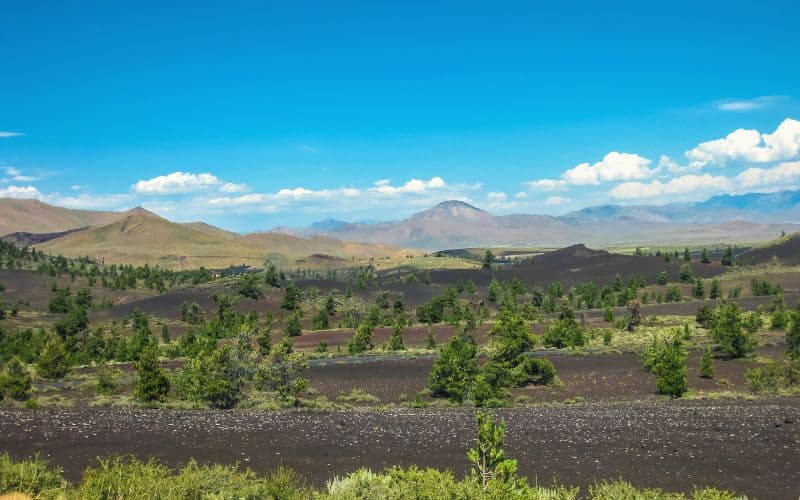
133 345 170 403
0 357 32 401
0 452 66 497
698 348 714 379
426 332 478 403
347 323 374 354
178 345 248 409
711 302 755 358
36 334 70 380
543 319 585 348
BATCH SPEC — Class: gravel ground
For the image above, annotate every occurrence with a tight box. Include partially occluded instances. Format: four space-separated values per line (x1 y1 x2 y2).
1 399 799 498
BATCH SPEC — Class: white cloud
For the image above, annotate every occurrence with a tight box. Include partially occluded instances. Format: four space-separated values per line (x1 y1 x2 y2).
209 194 268 207
545 196 570 206
686 118 800 168
736 161 800 189
514 192 528 199
562 152 653 185
610 174 734 200
371 176 447 195
219 182 249 193
717 95 785 112
487 192 507 201
0 131 23 138
133 171 220 194
4 167 36 182
0 185 41 198
524 179 566 191
51 193 132 210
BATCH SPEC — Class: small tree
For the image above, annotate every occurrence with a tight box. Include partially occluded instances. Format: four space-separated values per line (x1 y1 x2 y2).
36 335 70 380
679 263 694 283
721 246 734 266
787 304 800 358
281 281 301 310
1 357 32 401
625 299 642 332
424 327 436 349
160 323 170 344
656 271 668 285
482 249 494 270
385 323 405 351
255 335 308 404
178 345 248 409
133 345 170 403
602 306 614 323
711 302 755 358
692 279 705 299
347 322 374 354
284 311 302 337
683 247 691 262
257 312 273 356
652 335 688 397
427 332 478 403
468 412 519 491
236 273 264 300
698 347 714 378
709 279 721 299
700 248 711 264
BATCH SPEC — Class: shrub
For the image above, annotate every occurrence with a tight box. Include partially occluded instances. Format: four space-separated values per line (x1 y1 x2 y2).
284 311 303 337
679 263 694 283
653 335 688 397
281 281 301 310
95 363 120 395
0 452 66 497
664 285 683 303
696 304 714 328
312 308 330 330
236 273 264 299
788 303 800 357
711 302 755 358
133 345 170 403
698 348 714 378
36 334 70 380
656 271 668 285
426 332 478 403
543 319 585 349
178 345 248 409
347 323 374 355
0 357 32 401
424 327 436 349
384 323 405 351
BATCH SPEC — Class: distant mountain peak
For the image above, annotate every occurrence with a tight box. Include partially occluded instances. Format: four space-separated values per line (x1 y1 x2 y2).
424 200 487 218
123 206 161 219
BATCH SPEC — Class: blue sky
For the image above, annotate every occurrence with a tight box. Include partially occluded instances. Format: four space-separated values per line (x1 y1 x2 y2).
1 1 799 231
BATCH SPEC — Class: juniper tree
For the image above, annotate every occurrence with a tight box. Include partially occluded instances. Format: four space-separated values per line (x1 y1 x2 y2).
133 345 170 403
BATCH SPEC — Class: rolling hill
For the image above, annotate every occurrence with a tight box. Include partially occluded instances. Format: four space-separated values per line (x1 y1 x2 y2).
308 200 800 250
0 198 123 236
31 208 413 269
736 232 800 266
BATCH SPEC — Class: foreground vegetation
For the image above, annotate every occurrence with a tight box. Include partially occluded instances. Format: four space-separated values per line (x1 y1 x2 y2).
0 411 743 499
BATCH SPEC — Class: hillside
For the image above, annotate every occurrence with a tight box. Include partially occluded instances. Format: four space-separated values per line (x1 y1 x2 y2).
0 198 122 236
32 209 412 269
314 200 800 250
737 232 800 266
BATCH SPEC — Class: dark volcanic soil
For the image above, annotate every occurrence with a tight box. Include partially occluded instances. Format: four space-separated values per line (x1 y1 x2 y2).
1 400 798 498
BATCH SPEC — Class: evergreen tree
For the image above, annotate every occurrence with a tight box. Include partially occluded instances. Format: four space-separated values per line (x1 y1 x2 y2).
656 271 668 285
468 412 519 490
692 278 705 299
257 312 273 356
683 248 691 262
177 345 247 409
424 327 436 349
709 279 721 299
700 248 711 264
698 347 714 378
284 311 302 337
160 323 170 344
346 322 374 354
787 303 800 358
711 302 755 358
771 298 789 330
679 263 694 283
385 322 406 351
602 305 614 323
0 357 32 400
721 246 734 266
133 345 170 403
427 331 477 403
482 249 494 270
36 335 70 380
281 281 301 310
652 335 688 397
312 308 330 330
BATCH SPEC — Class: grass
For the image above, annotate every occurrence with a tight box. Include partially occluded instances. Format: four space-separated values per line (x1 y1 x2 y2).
337 388 380 404
0 453 746 499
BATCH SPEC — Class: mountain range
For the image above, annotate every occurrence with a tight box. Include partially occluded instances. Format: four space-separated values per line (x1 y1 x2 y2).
1 190 799 266
280 190 800 249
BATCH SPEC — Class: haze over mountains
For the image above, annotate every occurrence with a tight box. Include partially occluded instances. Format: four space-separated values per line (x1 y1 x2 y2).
283 190 800 249
1 189 799 267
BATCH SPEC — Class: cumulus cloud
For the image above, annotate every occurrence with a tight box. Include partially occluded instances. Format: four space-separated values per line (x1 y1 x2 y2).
686 118 800 168
736 161 800 189
610 174 733 200
0 131 23 138
0 185 41 198
524 179 566 191
219 182 249 193
4 167 36 182
562 152 653 185
487 192 507 201
371 176 446 195
133 171 220 194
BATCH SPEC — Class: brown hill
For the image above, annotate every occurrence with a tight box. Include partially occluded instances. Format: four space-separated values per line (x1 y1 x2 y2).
737 232 800 266
0 198 122 236
33 209 412 269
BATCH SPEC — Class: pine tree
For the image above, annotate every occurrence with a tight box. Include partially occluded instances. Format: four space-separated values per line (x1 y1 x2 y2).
257 312 273 356
692 278 705 299
1 357 32 400
468 412 518 490
424 327 436 349
653 335 688 397
161 323 170 344
133 345 170 403
698 347 714 378
683 248 691 262
347 322 374 354
281 281 301 310
482 249 494 270
709 279 721 299
721 246 734 266
787 303 800 358
284 311 302 337
700 248 711 264
656 271 668 285
36 335 70 380
385 323 405 351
